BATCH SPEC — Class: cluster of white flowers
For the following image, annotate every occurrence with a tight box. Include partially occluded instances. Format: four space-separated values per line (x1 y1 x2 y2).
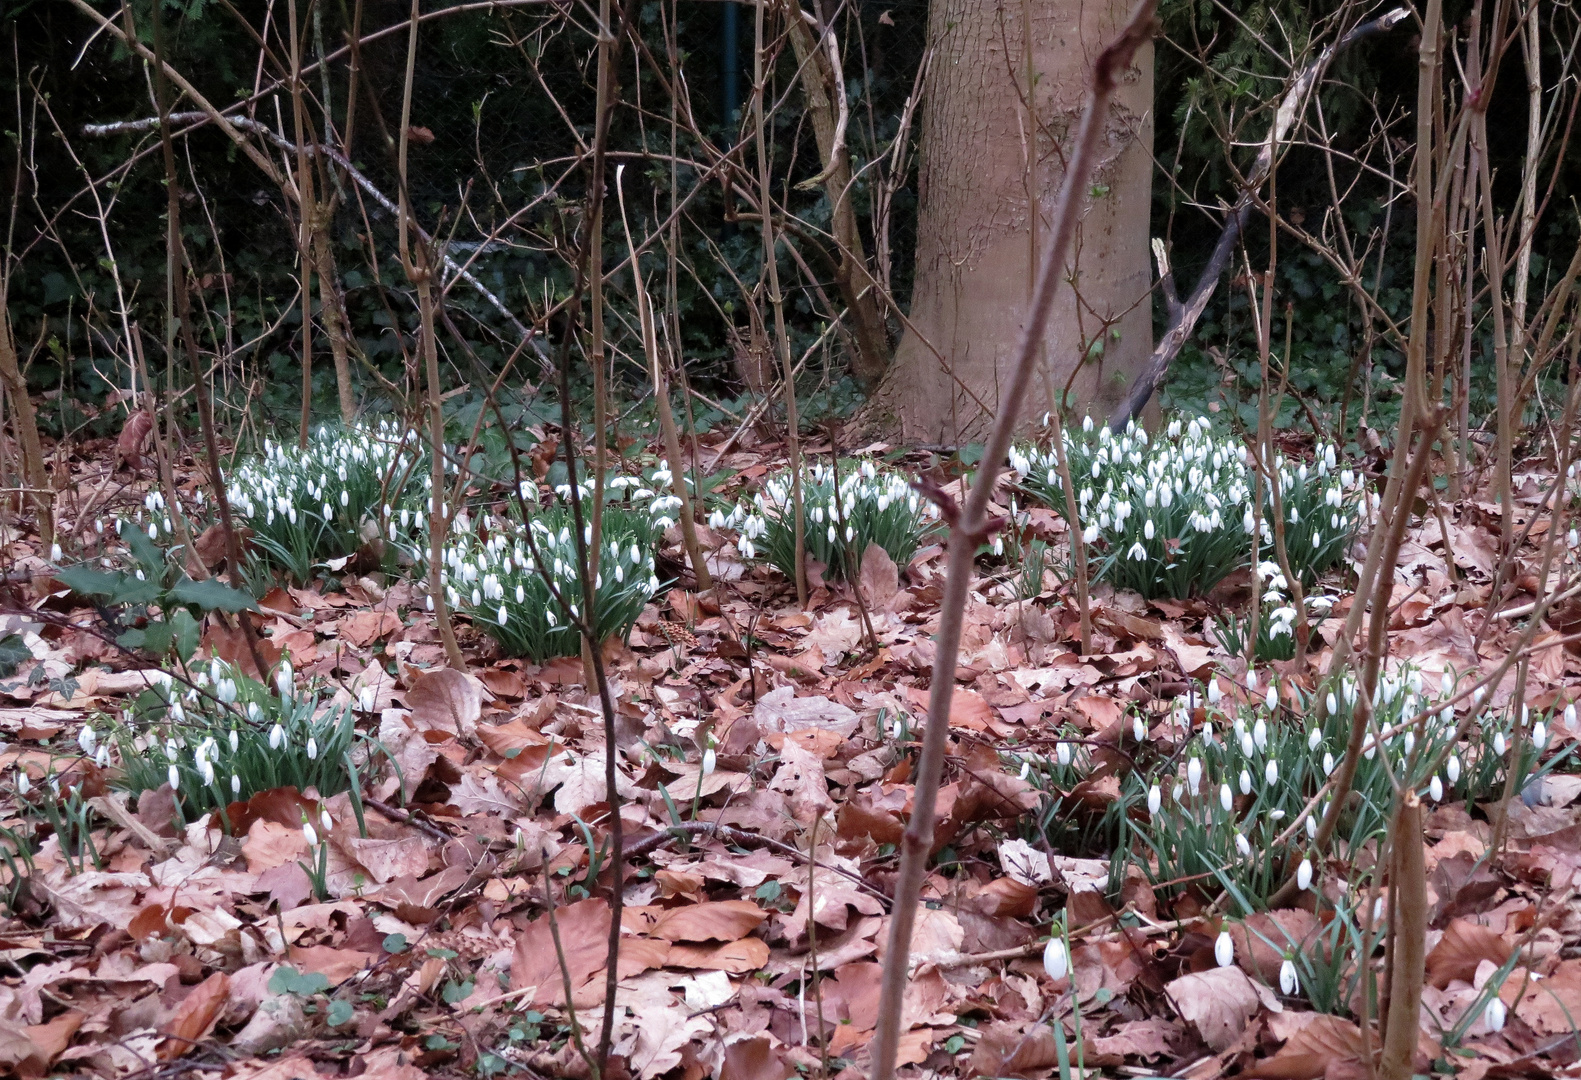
551 468 686 532
720 459 939 579
226 420 428 546
1010 416 1364 597
118 486 207 544
441 474 670 660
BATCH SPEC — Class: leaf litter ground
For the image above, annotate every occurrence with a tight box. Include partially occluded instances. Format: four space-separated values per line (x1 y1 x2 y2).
3 426 1581 1080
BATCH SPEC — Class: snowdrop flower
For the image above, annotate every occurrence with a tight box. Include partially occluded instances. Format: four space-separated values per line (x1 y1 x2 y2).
302 821 319 847
1215 931 1234 968
199 758 215 787
1207 680 1222 706
1147 784 1162 815
1044 936 1068 980
1429 775 1444 802
229 729 240 754
1265 760 1279 786
1265 684 1279 711
1240 732 1256 758
1220 783 1234 812
1307 726 1323 751
218 678 237 704
320 808 333 833
1245 669 1258 692
1485 996 1507 1032
168 765 181 791
1494 731 1508 757
1533 721 1548 750
269 724 285 750
78 725 97 756
1253 718 1268 752
359 686 377 712
1132 716 1147 742
1127 541 1147 561
307 736 318 760
1296 858 1313 891
1279 959 1299 996
95 745 110 768
232 775 242 796
1187 756 1203 795
1326 692 1338 715
1239 768 1252 794
1323 751 1335 775
1568 703 1578 728
1236 833 1252 857
276 662 295 700
50 542 62 563
1019 760 1030 781
16 771 30 796
1306 814 1318 839
702 748 717 777
1056 742 1073 767
248 702 264 724
1447 754 1462 784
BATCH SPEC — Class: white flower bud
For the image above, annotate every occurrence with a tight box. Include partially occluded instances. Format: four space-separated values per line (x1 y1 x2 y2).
1147 785 1161 815
1279 959 1299 996
1215 931 1234 968
1297 858 1313 891
1043 936 1068 980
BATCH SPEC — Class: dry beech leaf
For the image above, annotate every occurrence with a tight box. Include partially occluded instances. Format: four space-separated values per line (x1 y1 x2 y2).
1426 918 1512 988
1166 965 1273 1051
1243 1014 1375 1080
665 937 771 973
648 899 767 943
159 972 230 1060
406 666 483 738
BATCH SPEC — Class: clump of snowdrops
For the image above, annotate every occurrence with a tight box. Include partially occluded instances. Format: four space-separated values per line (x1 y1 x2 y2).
1010 416 1364 599
105 657 367 828
226 420 429 581
720 459 941 581
1117 664 1559 912
442 470 674 661
1213 561 1338 662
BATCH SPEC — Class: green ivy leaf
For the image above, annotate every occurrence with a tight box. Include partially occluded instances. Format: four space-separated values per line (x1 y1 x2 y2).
327 999 354 1026
169 577 258 614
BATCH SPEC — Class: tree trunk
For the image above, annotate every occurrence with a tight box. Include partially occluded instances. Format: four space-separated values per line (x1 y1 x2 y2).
875 0 1153 440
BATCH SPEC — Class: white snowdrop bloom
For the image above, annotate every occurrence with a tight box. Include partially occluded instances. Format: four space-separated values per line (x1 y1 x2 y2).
199 758 215 787
1306 814 1319 839
1019 760 1030 781
269 724 285 750
1187 756 1203 795
1056 742 1073 767
1245 669 1258 692
302 821 319 847
1494 731 1508 757
1323 752 1335 775
1279 959 1299 996
1485 996 1507 1032
1147 785 1161 815
1534 721 1549 749
1220 783 1234 812
1265 759 1279 786
1568 704 1578 728
78 726 97 756
1429 775 1444 802
701 748 717 777
232 775 242 795
95 745 110 768
1265 684 1279 711
1308 727 1323 751
1236 833 1252 857
168 765 181 791
1144 518 1155 539
1447 754 1462 783
1327 692 1339 715
1044 936 1069 980
498 606 509 626
1402 731 1415 756
277 662 295 700
1253 718 1268 751
1239 768 1252 795
1208 680 1222 705
1127 541 1147 561
1296 858 1313 891
306 737 318 760
1240 732 1256 758
1132 716 1147 742
1082 524 1099 544
1215 931 1234 968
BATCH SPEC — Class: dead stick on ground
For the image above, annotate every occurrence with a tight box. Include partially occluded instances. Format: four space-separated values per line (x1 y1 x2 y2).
864 6 1157 1080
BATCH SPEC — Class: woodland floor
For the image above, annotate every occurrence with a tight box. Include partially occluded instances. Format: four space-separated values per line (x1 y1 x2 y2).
2 419 1581 1080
